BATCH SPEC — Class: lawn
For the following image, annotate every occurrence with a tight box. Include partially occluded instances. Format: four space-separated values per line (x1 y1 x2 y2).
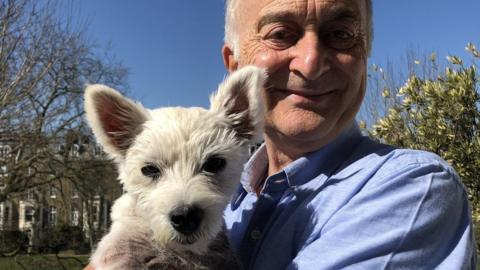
0 254 89 270
0 254 477 269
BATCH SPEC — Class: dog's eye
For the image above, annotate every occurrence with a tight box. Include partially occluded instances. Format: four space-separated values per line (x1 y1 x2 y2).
141 164 161 180
202 156 226 174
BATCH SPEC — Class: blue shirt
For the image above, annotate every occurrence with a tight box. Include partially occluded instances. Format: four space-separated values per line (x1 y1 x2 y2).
225 123 476 270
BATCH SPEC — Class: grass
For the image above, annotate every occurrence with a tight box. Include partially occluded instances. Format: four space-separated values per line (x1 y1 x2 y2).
0 254 89 270
0 253 477 269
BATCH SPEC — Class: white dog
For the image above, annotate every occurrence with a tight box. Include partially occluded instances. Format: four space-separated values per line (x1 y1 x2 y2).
84 66 266 270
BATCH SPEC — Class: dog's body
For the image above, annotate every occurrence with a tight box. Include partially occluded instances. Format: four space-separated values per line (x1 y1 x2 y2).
84 66 266 270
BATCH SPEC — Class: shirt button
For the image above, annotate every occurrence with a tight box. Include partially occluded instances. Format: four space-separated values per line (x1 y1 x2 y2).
250 228 262 240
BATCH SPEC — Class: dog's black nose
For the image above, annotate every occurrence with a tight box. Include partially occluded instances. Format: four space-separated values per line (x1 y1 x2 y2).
169 205 204 235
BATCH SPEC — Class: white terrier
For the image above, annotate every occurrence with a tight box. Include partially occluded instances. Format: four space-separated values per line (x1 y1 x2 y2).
84 66 266 270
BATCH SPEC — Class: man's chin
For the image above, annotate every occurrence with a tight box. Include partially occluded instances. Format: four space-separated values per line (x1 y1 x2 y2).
264 116 345 154
267 115 331 139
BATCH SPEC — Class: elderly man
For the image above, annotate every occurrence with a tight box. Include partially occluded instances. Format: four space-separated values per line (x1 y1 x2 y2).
221 0 476 269
86 0 476 269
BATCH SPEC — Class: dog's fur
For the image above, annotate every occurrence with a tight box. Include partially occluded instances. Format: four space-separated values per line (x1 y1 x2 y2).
84 66 266 270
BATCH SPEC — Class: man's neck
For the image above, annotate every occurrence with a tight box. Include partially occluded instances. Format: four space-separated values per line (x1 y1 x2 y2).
252 137 314 195
263 133 329 175
264 142 296 176
262 121 358 177
252 136 329 195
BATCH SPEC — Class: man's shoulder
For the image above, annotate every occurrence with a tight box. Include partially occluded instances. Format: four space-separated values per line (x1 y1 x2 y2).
337 137 465 195
352 138 458 179
294 140 475 270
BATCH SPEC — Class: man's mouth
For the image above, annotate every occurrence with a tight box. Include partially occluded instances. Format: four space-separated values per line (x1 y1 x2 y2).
273 88 338 103
275 88 337 97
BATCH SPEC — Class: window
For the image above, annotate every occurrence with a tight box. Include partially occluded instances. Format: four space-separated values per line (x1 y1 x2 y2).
91 203 98 222
71 144 85 157
0 204 3 225
0 203 11 226
56 144 65 155
27 190 34 201
48 206 57 226
49 185 56 199
72 189 79 199
0 146 11 158
71 209 79 226
71 144 80 157
0 165 7 177
5 206 10 221
25 207 34 222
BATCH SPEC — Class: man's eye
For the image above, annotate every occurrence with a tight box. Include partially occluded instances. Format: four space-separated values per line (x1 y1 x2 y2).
264 27 298 49
270 30 290 40
141 164 161 180
333 30 353 40
323 28 357 50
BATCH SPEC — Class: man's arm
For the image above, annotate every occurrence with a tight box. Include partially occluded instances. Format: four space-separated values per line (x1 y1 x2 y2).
287 160 476 269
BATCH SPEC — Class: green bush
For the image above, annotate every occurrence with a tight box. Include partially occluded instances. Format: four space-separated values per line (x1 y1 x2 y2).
38 224 89 254
0 230 29 254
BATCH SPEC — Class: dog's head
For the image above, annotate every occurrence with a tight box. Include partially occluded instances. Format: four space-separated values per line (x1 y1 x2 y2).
85 66 266 253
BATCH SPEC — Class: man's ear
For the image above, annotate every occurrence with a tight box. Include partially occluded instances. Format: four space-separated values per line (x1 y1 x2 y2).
210 65 266 143
84 85 149 160
222 44 238 72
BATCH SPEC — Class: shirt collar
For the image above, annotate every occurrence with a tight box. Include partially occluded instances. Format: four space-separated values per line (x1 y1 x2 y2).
240 144 269 193
239 121 364 192
283 121 364 187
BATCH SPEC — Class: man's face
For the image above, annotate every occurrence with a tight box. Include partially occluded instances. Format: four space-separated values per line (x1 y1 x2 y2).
225 0 368 154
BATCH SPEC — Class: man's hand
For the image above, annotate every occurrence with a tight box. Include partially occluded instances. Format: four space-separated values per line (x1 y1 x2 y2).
83 264 94 270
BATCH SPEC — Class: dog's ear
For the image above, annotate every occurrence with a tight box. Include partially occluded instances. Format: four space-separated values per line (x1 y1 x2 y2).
210 66 266 143
84 84 149 159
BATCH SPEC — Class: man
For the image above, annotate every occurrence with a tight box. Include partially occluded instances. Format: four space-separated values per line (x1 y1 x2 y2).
221 0 476 269
86 0 476 269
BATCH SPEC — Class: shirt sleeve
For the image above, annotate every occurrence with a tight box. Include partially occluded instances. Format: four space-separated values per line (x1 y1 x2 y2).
287 158 477 270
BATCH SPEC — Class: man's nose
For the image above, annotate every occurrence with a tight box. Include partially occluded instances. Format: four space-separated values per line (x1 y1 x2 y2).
289 32 331 80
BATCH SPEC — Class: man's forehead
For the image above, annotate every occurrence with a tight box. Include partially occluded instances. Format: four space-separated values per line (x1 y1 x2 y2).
240 0 366 24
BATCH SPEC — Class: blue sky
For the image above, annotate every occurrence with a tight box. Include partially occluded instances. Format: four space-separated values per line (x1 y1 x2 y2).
73 0 480 110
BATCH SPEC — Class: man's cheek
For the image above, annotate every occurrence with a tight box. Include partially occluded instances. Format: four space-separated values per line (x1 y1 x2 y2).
249 48 287 70
255 50 275 67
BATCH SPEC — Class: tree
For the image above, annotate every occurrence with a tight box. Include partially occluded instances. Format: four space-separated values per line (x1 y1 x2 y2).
0 0 127 203
362 43 479 207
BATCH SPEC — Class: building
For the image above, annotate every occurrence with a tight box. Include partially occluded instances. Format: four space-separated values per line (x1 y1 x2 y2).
0 134 121 252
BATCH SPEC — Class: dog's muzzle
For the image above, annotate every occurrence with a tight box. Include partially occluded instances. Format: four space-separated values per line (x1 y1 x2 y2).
169 205 204 236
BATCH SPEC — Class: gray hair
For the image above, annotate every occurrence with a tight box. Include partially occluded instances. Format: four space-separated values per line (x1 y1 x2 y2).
224 0 240 58
224 0 373 58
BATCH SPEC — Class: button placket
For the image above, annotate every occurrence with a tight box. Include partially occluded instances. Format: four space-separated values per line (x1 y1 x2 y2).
240 174 290 268
250 228 262 240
